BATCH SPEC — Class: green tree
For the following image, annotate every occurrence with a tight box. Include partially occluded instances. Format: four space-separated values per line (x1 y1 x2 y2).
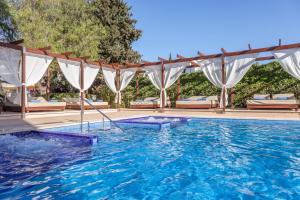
91 0 142 63
0 0 17 41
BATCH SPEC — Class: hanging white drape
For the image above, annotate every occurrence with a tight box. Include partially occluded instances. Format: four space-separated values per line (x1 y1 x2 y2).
58 59 81 90
58 59 99 91
25 52 53 86
145 62 188 107
102 67 136 103
83 64 100 90
272 48 300 80
195 53 258 108
0 47 22 86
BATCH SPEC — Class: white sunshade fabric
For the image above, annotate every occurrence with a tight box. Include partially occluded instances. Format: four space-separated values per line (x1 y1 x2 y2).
102 66 136 103
25 52 53 86
195 53 258 107
144 62 188 107
0 46 22 86
272 48 300 80
0 47 54 87
58 58 99 91
0 47 54 105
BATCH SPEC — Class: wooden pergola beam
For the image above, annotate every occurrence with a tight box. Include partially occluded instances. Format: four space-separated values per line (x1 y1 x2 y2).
38 46 51 51
158 57 168 61
176 54 199 67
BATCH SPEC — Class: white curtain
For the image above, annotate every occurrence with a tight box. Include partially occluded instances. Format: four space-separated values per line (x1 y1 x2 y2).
25 52 53 86
83 64 100 90
58 59 99 91
58 59 81 90
195 53 258 107
102 67 136 103
0 47 22 86
145 62 188 107
272 48 300 80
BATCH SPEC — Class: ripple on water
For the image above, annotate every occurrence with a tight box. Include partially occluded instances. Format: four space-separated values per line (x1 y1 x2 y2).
0 119 300 199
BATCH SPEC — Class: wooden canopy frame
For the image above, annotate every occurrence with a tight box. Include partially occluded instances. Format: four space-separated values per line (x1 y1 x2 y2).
1 39 300 116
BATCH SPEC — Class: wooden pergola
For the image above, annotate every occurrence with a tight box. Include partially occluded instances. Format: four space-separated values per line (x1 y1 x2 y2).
1 39 300 118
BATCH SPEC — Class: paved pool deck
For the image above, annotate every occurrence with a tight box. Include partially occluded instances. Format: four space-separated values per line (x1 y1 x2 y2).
0 108 299 133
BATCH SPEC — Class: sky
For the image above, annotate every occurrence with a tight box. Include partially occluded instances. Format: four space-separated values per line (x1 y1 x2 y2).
126 0 300 61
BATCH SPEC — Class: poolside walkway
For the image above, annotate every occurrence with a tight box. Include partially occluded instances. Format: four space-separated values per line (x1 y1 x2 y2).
0 108 299 133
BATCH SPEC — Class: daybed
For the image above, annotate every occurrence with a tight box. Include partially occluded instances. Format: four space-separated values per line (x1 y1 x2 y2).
4 95 66 112
176 96 219 109
63 98 109 110
247 94 299 110
130 97 170 109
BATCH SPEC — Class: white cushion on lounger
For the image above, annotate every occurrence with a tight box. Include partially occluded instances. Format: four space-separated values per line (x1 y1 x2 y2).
27 102 66 107
176 100 218 105
206 96 218 101
130 101 158 105
273 93 295 100
253 94 270 100
247 99 299 105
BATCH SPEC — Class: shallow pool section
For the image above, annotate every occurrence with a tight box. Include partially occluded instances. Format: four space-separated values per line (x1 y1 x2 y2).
1 117 300 199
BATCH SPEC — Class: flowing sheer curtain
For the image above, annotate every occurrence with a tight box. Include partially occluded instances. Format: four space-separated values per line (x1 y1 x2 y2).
145 62 188 107
0 47 54 105
0 47 22 86
83 64 100 90
58 59 81 90
102 67 136 103
58 59 99 91
25 52 53 86
195 53 258 107
272 48 300 80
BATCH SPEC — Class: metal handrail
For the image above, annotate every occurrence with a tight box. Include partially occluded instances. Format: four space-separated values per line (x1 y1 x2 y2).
81 97 124 132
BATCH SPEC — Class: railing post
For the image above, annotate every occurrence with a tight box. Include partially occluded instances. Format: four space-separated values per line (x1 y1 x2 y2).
177 78 181 100
80 61 85 131
161 61 165 111
135 73 139 99
230 87 235 109
46 68 51 101
221 54 226 112
21 47 26 119
116 68 121 111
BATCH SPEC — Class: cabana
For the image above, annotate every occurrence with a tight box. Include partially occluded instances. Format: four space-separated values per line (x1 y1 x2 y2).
1 39 300 120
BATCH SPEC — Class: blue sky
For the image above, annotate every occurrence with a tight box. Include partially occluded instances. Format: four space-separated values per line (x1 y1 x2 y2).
126 0 300 61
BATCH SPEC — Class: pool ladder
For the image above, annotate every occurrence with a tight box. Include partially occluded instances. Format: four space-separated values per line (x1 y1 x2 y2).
80 97 124 133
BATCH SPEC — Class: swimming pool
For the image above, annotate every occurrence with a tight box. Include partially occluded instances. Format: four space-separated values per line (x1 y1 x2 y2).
0 117 299 199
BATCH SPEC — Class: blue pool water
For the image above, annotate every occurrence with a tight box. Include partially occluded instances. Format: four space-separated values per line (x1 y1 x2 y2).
0 117 300 199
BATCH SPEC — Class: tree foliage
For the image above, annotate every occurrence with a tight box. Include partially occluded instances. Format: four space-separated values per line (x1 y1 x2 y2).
4 0 141 105
0 0 17 41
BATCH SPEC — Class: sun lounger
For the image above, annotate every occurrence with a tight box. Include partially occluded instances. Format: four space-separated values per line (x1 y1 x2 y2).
247 93 299 110
64 98 109 110
5 96 66 112
176 95 219 109
130 97 170 109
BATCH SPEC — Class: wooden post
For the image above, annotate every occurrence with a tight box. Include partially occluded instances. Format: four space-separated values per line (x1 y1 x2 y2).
177 78 181 100
136 73 139 99
230 87 235 109
221 55 226 112
161 62 165 110
21 47 26 119
46 68 51 100
116 68 121 110
80 61 84 129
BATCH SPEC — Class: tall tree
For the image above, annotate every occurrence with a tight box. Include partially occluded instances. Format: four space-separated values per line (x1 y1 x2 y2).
0 0 17 41
91 0 142 63
9 0 106 58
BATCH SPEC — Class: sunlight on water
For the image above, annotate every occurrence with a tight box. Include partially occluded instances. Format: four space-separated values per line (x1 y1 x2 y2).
0 118 300 199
